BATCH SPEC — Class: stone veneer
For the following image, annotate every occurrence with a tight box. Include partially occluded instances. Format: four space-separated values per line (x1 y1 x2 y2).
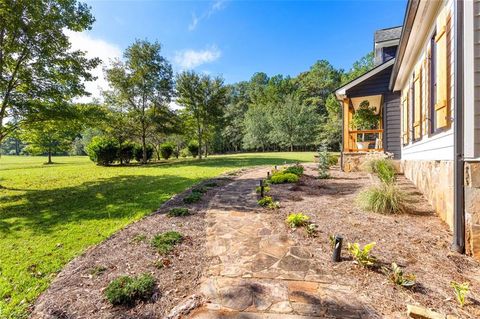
464 161 480 259
401 160 454 230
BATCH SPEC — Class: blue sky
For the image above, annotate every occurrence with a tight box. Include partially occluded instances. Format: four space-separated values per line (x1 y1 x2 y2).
76 0 406 98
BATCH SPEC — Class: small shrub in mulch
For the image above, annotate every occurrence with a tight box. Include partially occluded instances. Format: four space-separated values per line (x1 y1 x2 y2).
382 262 416 288
285 212 310 228
357 183 406 214
89 265 107 277
105 273 156 306
151 231 183 255
451 281 470 307
167 207 190 217
204 182 218 188
284 165 304 176
257 196 280 209
183 191 203 204
255 185 271 194
131 234 147 244
347 242 377 268
270 172 299 184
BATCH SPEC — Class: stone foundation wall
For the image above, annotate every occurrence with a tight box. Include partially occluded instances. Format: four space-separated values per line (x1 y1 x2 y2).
401 160 454 229
342 152 393 173
464 161 480 259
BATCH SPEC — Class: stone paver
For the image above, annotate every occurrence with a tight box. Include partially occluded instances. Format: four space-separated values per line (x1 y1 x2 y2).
190 168 370 319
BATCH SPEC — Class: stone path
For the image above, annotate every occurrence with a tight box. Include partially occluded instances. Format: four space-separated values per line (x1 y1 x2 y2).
189 168 371 319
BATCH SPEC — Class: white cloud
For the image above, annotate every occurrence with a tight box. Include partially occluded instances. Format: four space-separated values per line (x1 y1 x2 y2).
65 30 122 102
188 0 226 31
174 46 221 69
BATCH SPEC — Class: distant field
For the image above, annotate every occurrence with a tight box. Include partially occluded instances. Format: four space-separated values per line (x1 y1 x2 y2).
0 152 315 318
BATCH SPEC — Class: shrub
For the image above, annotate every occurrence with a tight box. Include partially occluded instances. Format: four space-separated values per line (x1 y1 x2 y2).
131 234 147 243
105 273 156 306
328 154 339 167
180 148 189 158
382 263 416 288
305 223 318 237
151 231 183 254
118 142 135 164
172 147 180 159
187 141 199 158
160 142 174 160
270 172 299 184
134 144 154 162
192 186 207 194
86 136 119 166
284 165 304 176
89 265 107 277
367 159 396 184
347 242 377 267
204 182 218 188
167 207 190 217
357 183 406 214
257 196 279 209
256 185 271 194
286 213 310 228
183 191 202 204
317 146 330 179
451 281 469 307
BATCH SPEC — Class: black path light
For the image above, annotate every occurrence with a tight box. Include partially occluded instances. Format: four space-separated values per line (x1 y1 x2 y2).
259 180 265 198
332 235 343 262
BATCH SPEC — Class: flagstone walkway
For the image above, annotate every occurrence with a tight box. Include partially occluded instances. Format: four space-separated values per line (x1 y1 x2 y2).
189 168 371 319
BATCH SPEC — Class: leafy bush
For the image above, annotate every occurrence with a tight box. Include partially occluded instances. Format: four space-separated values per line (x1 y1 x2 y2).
284 165 304 176
256 185 271 194
451 281 469 307
183 191 203 204
286 213 310 228
317 146 330 179
89 265 107 277
305 223 318 237
328 154 339 167
167 207 190 217
134 144 154 162
86 136 119 166
151 231 183 254
357 183 405 214
270 172 299 184
160 142 174 160
204 182 218 188
187 141 199 158
180 148 189 158
347 242 377 267
382 263 416 288
105 273 156 306
257 196 280 209
118 142 135 164
131 234 147 243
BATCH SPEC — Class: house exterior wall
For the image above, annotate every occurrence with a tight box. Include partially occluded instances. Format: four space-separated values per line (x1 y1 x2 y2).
383 92 401 159
397 0 455 230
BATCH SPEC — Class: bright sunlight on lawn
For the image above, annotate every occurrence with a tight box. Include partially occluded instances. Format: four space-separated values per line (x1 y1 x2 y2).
0 152 313 318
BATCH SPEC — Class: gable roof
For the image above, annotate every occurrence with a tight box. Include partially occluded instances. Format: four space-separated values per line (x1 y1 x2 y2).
335 58 395 99
374 26 403 43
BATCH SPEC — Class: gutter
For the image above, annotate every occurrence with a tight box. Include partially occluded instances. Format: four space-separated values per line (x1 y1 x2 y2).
389 0 420 90
452 0 465 254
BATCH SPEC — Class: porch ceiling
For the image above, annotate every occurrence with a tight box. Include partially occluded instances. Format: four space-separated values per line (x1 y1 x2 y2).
350 95 383 114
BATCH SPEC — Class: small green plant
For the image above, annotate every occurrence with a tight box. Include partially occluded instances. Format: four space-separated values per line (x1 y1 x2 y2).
89 265 107 277
305 223 318 237
257 196 279 209
183 191 203 204
328 234 335 248
347 242 377 267
286 213 310 228
192 186 207 194
131 234 147 243
382 263 416 288
357 183 406 214
270 172 299 184
105 273 156 306
267 200 280 209
368 159 396 184
328 154 339 167
318 145 330 179
167 207 190 217
255 185 271 193
451 281 469 307
204 182 218 188
151 231 183 255
284 165 304 176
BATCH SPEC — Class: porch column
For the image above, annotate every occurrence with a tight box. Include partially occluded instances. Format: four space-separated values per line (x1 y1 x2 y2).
343 98 350 152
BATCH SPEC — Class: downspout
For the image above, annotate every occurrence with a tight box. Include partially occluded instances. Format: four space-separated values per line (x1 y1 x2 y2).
340 98 344 171
452 0 465 254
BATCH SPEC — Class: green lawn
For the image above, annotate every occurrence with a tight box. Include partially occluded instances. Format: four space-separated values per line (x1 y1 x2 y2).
0 152 314 318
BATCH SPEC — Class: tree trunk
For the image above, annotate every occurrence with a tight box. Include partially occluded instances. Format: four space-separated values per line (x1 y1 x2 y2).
47 148 52 164
197 126 202 160
290 144 293 152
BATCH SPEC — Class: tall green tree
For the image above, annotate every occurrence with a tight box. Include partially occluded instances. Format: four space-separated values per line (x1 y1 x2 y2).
269 94 319 151
242 105 272 151
0 0 100 144
104 39 174 163
341 52 374 84
176 71 227 159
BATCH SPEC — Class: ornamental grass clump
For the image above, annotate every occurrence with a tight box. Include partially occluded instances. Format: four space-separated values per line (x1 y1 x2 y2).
105 273 156 306
151 231 183 255
270 172 299 184
357 183 406 214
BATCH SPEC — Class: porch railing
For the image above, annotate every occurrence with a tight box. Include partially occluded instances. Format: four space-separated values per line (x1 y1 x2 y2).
346 129 384 152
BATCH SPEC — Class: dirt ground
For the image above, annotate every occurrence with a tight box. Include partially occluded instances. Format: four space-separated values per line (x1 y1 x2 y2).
30 176 235 319
265 164 480 318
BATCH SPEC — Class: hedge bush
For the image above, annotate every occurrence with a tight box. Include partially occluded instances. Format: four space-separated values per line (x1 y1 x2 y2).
134 144 154 162
160 142 174 160
86 137 119 166
118 142 135 164
270 172 299 184
187 141 199 158
284 165 304 176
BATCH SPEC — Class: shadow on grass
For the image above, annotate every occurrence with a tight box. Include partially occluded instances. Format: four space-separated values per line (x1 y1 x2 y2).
0 174 197 235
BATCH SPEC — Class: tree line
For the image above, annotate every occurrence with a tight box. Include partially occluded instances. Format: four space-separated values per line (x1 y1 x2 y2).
0 0 374 165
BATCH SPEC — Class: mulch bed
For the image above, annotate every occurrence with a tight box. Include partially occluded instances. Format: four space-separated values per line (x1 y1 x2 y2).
30 177 233 319
264 164 480 318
